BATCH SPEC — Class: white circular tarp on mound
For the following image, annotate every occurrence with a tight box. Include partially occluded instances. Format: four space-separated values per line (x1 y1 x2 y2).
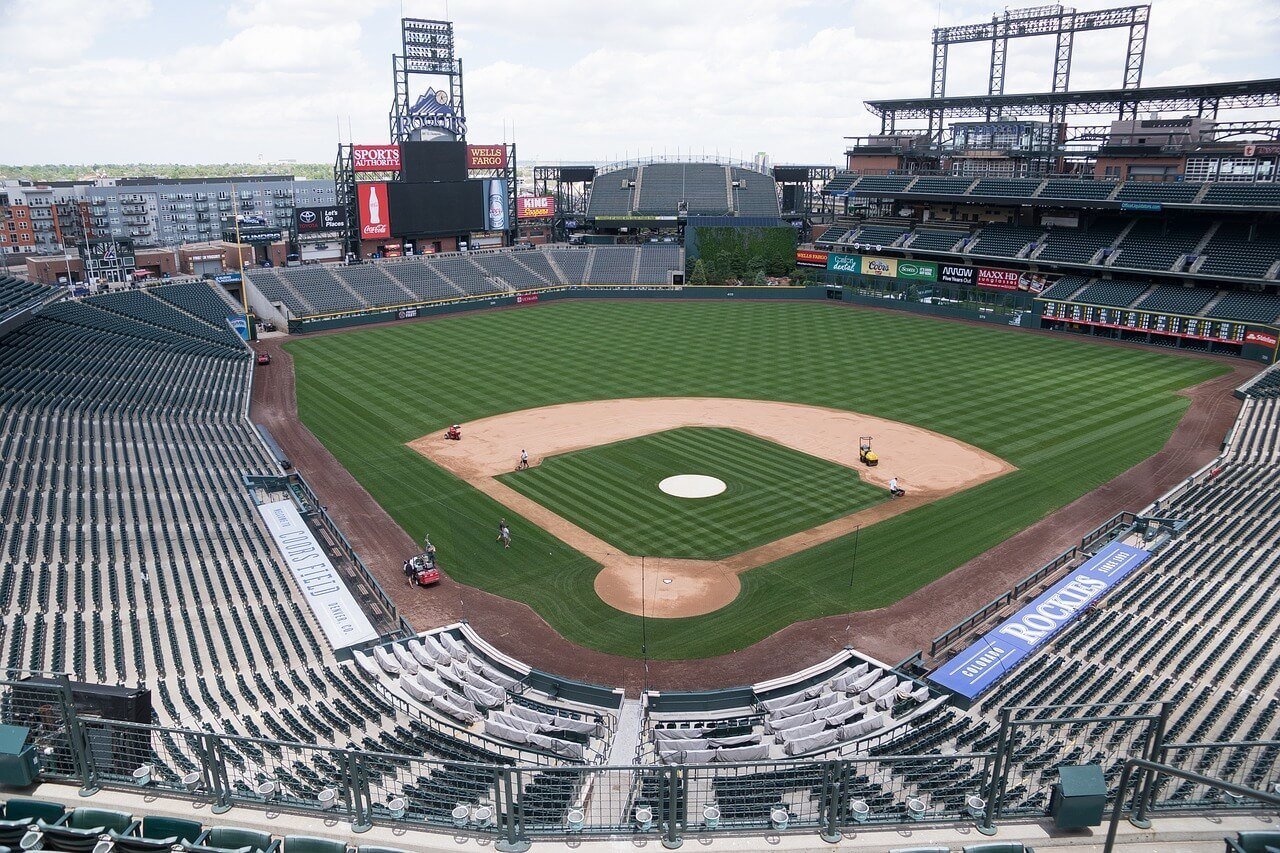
659 474 727 499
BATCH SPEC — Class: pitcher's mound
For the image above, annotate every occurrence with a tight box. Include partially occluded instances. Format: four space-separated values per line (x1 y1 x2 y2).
659 474 727 499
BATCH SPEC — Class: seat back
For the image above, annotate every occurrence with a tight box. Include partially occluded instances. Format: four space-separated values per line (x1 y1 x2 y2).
963 843 1033 853
68 808 133 832
284 836 346 853
1 799 65 824
1236 831 1280 853
140 816 203 844
207 826 273 852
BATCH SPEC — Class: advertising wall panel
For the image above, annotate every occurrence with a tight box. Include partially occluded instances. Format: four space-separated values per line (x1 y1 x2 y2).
827 254 861 274
796 249 829 267
357 183 391 240
256 499 378 649
928 541 1151 700
295 206 344 233
976 267 1021 291
484 178 509 231
353 144 402 172
516 196 556 219
467 145 508 169
860 256 898 278
940 264 976 286
896 260 938 282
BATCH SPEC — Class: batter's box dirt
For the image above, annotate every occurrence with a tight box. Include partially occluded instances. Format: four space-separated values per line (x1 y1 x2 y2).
409 397 1014 619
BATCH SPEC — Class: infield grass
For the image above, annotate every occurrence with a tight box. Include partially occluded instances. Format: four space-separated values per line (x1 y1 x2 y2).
287 300 1228 659
496 427 888 559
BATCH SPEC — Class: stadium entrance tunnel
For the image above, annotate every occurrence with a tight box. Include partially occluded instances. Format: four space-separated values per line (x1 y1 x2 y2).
409 398 1014 618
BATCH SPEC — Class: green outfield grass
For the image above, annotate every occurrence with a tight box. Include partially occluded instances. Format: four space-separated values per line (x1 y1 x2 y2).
496 427 887 559
287 300 1227 659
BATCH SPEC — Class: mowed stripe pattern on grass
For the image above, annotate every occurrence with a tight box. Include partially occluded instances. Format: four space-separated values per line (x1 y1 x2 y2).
288 300 1227 659
497 427 887 559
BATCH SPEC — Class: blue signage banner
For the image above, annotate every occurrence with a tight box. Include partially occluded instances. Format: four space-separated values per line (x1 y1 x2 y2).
228 314 249 341
214 273 242 284
928 541 1151 700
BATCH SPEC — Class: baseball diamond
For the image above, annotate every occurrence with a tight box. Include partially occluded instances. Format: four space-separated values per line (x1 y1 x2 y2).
9 7 1280 849
288 299 1225 658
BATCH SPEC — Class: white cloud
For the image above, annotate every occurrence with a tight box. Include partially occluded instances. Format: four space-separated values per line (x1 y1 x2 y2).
0 0 1277 166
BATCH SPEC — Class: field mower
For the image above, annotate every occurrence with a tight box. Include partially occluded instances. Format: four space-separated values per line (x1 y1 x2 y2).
859 436 879 467
404 541 441 587
445 424 462 441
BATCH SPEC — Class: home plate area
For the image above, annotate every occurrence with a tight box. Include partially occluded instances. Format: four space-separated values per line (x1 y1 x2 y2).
410 397 1013 618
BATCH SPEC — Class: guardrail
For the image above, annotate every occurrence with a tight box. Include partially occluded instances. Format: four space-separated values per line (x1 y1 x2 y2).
929 511 1139 659
5 675 1274 848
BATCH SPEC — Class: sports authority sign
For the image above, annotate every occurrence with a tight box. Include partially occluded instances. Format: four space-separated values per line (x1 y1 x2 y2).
928 541 1151 700
467 145 508 169
353 144 402 172
357 183 391 240
516 196 556 219
256 499 378 649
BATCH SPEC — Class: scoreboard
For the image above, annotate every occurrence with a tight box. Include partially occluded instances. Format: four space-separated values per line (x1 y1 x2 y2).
1040 300 1248 344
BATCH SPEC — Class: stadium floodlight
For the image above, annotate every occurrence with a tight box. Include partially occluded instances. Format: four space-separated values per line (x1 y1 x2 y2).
702 804 721 829
635 805 654 831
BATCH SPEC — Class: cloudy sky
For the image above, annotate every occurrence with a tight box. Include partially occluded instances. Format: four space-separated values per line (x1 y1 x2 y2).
1 0 1278 166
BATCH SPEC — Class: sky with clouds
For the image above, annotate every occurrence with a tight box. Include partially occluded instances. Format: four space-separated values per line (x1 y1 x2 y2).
1 0 1277 166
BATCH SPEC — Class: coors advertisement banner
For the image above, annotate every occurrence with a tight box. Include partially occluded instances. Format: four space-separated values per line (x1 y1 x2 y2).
353 144 402 172
466 145 508 170
357 182 391 240
295 206 344 233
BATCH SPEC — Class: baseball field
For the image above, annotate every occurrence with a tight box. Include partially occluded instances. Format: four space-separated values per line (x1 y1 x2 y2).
287 299 1226 659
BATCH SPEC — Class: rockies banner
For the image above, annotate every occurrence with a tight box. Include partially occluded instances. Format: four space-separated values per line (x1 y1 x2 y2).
928 541 1151 700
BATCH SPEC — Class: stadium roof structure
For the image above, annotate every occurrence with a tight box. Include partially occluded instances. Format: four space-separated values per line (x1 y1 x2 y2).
865 78 1280 127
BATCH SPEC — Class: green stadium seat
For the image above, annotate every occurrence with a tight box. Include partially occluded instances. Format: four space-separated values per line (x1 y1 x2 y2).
35 808 136 853
110 815 205 853
1225 830 1280 852
284 836 347 853
0 798 66 846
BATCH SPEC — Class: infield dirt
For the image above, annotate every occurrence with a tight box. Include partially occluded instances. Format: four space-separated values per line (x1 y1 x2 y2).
408 397 1014 618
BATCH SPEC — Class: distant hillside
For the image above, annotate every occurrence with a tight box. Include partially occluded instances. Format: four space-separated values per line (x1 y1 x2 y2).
0 163 332 182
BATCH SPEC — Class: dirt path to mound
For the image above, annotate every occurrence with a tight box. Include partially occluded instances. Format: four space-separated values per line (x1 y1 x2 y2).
408 398 1012 618
249 310 1251 693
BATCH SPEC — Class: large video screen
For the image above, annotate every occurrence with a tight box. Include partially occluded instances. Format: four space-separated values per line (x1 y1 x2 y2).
400 141 468 182
386 180 485 236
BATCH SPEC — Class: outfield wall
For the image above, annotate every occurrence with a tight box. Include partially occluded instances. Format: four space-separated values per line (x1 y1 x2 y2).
284 281 1274 362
